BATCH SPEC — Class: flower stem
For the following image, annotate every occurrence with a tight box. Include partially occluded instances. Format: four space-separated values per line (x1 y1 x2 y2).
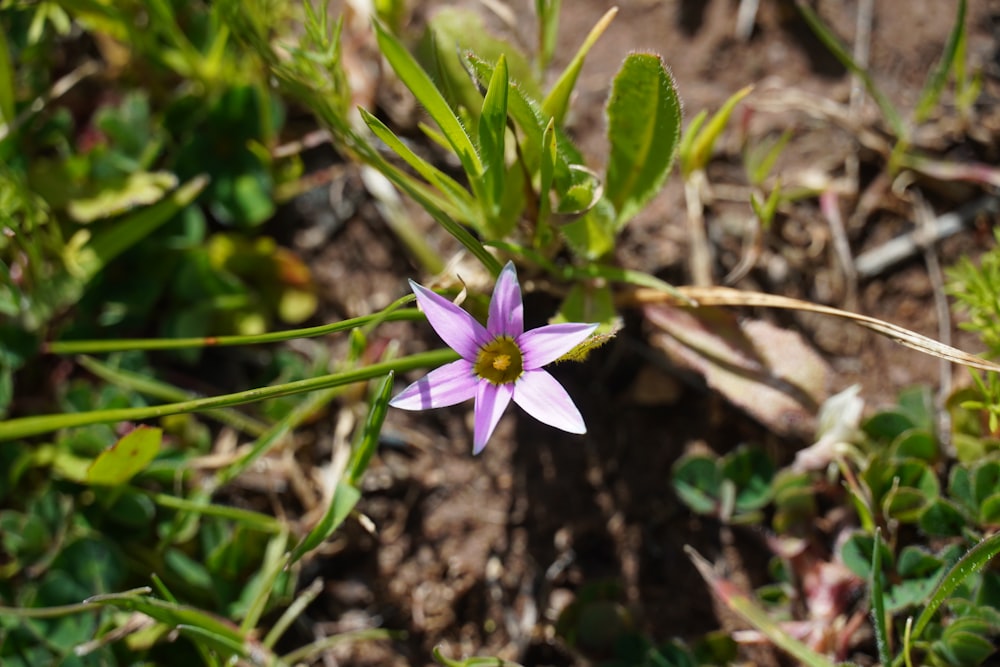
0 349 459 441
43 305 422 354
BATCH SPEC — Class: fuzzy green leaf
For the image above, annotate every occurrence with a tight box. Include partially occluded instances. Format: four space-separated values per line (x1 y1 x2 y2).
605 52 682 226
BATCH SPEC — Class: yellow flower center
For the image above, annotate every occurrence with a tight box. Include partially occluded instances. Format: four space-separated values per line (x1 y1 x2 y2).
474 336 523 385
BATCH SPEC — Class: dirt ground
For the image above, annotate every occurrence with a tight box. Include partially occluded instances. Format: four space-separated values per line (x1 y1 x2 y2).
274 1 1000 664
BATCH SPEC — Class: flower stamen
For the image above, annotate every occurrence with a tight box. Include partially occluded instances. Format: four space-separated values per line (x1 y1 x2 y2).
475 336 523 385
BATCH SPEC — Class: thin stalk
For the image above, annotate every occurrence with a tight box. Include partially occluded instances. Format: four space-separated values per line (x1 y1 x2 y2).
77 355 270 436
44 304 421 354
0 349 459 441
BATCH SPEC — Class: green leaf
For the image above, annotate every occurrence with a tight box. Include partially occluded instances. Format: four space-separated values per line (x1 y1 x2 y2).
349 373 394 485
0 348 460 441
605 52 682 226
919 498 969 537
86 426 162 485
373 19 482 179
914 0 967 123
978 492 1000 526
680 86 751 177
478 54 509 230
0 27 15 127
890 428 938 462
973 460 1000 505
66 171 179 223
561 193 615 259
672 455 721 515
86 590 251 658
842 531 894 580
912 532 1000 641
535 0 561 71
934 629 996 667
721 446 775 512
864 409 917 441
871 529 892 666
795 2 904 138
542 8 616 126
67 175 209 285
290 481 361 563
359 107 475 220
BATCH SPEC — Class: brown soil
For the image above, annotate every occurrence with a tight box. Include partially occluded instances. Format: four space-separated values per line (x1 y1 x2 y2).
280 1 1000 664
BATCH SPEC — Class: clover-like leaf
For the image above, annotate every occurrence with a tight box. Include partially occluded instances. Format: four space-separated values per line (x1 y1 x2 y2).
672 454 722 516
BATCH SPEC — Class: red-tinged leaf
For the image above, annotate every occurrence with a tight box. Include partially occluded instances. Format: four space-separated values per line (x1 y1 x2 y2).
645 305 832 437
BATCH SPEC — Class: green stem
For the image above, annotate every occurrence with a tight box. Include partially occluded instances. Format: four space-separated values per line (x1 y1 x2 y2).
0 349 459 441
44 305 421 354
77 355 270 436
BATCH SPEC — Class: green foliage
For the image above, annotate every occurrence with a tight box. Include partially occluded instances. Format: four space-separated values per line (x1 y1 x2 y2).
7 0 997 664
948 229 1000 358
605 53 682 226
672 445 775 524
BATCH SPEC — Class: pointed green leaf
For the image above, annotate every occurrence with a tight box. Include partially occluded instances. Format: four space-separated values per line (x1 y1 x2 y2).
796 2 904 138
373 20 482 178
360 107 476 219
464 53 582 193
0 28 15 127
542 7 616 125
537 118 557 238
605 52 682 226
911 532 1000 641
291 481 361 563
349 373 394 485
915 0 966 122
87 426 162 485
680 86 752 177
478 54 509 227
870 529 892 666
535 0 562 71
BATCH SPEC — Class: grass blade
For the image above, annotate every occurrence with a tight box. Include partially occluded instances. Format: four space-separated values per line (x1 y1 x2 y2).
349 372 394 485
372 20 481 179
542 8 616 125
795 0 905 138
686 546 836 667
910 532 1000 641
871 528 892 666
914 0 967 123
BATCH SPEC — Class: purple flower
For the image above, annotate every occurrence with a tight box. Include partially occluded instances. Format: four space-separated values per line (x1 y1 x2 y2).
390 262 598 454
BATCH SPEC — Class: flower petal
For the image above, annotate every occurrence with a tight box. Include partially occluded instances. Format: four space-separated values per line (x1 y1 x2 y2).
518 322 598 369
410 280 489 359
512 369 586 434
473 380 513 454
487 261 524 338
389 360 478 410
